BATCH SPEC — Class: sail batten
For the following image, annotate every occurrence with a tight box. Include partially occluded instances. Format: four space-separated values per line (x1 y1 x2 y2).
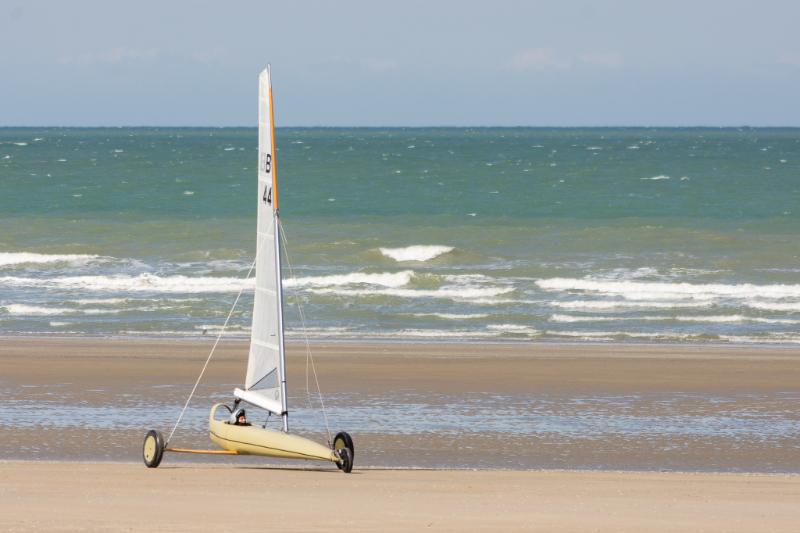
242 66 285 418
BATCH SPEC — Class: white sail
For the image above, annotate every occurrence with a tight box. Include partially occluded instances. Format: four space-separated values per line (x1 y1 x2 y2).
235 66 287 420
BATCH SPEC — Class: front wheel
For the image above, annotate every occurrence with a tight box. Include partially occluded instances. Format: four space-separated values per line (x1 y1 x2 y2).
143 429 165 468
333 431 354 473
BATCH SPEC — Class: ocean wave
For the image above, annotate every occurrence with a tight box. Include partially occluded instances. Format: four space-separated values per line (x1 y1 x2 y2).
550 314 800 325
66 297 203 305
747 302 800 312
641 175 670 180
718 334 800 344
379 245 454 262
441 274 495 283
537 278 800 300
552 300 712 310
1 304 122 316
0 252 105 267
285 270 413 288
287 328 500 339
486 324 539 335
545 330 708 341
0 274 250 293
194 324 251 334
411 313 490 320
309 286 514 301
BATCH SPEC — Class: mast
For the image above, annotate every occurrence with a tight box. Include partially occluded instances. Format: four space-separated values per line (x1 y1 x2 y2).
267 65 289 433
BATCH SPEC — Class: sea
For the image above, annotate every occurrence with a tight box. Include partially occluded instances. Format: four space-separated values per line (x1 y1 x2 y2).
1 127 799 345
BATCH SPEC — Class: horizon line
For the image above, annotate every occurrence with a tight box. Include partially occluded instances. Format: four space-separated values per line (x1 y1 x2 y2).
3 124 800 129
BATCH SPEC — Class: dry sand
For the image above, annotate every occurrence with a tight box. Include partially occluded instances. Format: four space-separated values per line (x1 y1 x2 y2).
1 462 799 532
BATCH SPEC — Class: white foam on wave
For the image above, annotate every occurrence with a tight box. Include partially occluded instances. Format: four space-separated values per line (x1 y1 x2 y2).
719 334 800 345
2 304 121 316
537 277 800 301
487 324 539 335
379 245 454 262
550 314 800 325
394 329 496 338
0 274 250 293
546 330 701 341
552 300 712 310
747 301 800 312
412 313 490 320
286 327 500 340
285 270 413 289
0 252 104 267
69 297 204 305
442 274 494 283
310 285 514 301
641 175 670 180
2 270 417 295
195 324 251 334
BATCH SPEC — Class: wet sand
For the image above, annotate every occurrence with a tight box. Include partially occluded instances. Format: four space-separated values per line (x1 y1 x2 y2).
2 338 800 471
1 462 799 532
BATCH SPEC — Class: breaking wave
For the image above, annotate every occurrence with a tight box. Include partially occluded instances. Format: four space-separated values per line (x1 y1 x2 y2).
0 252 106 267
1 304 122 316
536 278 800 300
379 245 454 262
0 274 250 293
550 314 800 325
310 286 514 301
411 313 490 320
285 270 413 288
552 300 713 311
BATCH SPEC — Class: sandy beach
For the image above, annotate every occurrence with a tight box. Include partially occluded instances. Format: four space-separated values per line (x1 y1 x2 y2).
3 338 799 469
2 338 800 530
1 462 799 532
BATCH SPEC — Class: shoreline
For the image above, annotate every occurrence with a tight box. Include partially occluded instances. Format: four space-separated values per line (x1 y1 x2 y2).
4 333 800 351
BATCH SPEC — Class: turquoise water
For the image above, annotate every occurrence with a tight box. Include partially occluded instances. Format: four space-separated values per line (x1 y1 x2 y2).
1 127 800 343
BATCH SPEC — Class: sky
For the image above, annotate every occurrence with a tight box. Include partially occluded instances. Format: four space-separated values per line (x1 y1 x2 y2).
2 0 799 126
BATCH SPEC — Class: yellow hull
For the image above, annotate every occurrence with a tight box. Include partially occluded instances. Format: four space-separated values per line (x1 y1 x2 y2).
208 404 337 463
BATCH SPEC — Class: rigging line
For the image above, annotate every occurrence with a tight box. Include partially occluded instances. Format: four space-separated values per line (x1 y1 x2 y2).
278 218 333 445
165 255 257 447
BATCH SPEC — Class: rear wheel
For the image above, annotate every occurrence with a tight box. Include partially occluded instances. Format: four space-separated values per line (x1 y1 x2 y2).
143 429 165 468
333 431 354 473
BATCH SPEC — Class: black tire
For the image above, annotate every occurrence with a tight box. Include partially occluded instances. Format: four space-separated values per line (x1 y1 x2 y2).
333 431 354 473
143 429 165 468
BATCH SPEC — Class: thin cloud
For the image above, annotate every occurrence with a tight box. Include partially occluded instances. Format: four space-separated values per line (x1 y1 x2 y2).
507 48 571 70
777 52 800 67
361 58 398 72
60 47 159 66
508 48 623 71
579 51 623 68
